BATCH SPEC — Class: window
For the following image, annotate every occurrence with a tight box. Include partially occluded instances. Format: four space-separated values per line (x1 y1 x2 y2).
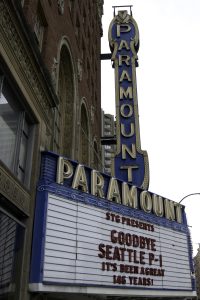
0 74 34 186
0 208 25 299
55 44 75 157
34 3 47 51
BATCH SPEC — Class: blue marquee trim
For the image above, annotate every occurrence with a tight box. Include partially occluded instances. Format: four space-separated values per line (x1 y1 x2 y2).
29 189 48 283
186 229 196 290
37 183 188 234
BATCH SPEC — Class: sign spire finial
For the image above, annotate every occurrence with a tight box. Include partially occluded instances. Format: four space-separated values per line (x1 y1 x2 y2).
112 5 133 17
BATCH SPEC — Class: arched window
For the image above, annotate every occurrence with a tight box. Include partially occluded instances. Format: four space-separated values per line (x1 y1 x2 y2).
80 104 89 165
54 43 75 158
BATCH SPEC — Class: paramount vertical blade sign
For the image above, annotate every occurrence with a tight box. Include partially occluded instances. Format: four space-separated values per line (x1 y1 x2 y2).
109 11 149 189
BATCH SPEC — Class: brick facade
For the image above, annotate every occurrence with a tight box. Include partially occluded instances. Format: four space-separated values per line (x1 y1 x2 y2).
0 0 103 299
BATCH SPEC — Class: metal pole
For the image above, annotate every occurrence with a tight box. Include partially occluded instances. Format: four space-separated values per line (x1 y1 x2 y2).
178 193 200 203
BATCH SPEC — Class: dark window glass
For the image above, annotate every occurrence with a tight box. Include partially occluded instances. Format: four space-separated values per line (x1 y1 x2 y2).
0 75 34 186
0 209 25 300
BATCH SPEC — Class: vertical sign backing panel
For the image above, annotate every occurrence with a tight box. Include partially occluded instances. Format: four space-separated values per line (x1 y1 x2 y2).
108 11 149 189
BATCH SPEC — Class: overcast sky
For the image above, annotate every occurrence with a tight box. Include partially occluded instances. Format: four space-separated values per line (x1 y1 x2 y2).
101 0 200 255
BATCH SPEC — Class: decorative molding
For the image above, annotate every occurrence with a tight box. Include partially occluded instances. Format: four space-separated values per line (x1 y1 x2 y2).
97 0 104 36
0 2 56 124
90 105 95 123
0 163 30 216
51 57 58 90
57 0 64 15
77 58 83 81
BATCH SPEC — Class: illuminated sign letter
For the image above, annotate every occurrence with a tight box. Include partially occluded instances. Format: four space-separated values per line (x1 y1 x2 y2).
119 55 131 66
122 144 136 159
122 182 138 208
164 199 176 221
120 104 133 118
91 170 105 198
118 40 130 51
120 70 132 82
120 86 133 99
56 157 73 184
175 203 183 223
117 24 131 37
140 191 152 213
152 194 164 217
120 165 138 182
121 123 134 137
107 178 121 203
72 164 88 193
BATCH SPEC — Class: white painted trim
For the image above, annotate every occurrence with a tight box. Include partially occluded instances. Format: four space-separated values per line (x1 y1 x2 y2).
29 283 197 297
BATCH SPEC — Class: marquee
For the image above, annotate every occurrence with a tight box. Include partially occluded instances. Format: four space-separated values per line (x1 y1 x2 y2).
29 151 196 298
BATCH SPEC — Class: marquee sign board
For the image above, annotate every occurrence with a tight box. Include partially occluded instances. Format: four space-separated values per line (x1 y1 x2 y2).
29 152 196 298
109 11 149 189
